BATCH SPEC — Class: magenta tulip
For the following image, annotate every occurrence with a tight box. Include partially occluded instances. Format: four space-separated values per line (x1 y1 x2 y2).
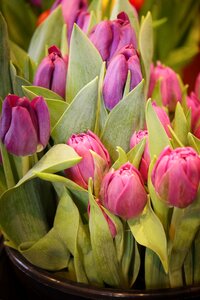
100 162 147 220
130 130 150 183
102 44 142 110
187 92 200 139
33 45 68 98
65 130 110 189
148 62 182 112
152 102 171 136
89 12 137 64
0 95 50 156
151 147 200 208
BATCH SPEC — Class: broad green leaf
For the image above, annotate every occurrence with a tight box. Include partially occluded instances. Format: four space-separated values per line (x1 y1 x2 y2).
52 77 98 144
112 147 127 170
0 142 15 188
110 0 139 37
0 167 7 196
17 144 81 186
173 102 189 146
101 80 145 162
0 179 54 247
128 199 168 273
88 180 124 287
0 13 12 98
183 247 193 286
28 7 64 63
146 99 171 159
60 24 68 55
66 25 102 102
23 85 64 101
139 12 153 98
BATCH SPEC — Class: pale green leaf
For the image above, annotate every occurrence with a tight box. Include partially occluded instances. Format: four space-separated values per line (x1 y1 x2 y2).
66 24 102 102
173 102 190 146
23 85 64 100
112 147 127 170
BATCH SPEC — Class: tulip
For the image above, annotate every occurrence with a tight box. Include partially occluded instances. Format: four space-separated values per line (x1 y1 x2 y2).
65 130 110 189
88 199 117 238
100 162 147 220
89 12 137 63
148 62 182 112
151 147 200 208
33 45 68 99
130 130 150 183
187 92 200 139
129 0 144 11
51 0 89 42
0 95 50 156
102 44 142 110
152 102 171 136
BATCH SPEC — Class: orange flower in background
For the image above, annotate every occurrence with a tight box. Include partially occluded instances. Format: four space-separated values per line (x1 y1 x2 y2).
36 9 50 26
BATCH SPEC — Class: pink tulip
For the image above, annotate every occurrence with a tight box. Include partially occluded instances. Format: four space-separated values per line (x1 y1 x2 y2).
151 147 200 208
152 102 171 136
100 162 147 220
65 130 110 189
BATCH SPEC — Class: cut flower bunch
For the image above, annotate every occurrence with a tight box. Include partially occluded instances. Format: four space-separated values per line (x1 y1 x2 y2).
0 0 200 291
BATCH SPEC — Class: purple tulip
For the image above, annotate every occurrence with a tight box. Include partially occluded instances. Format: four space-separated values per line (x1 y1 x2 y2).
152 102 171 136
130 130 150 183
51 0 89 43
0 95 50 156
100 162 147 220
89 12 137 64
88 199 117 238
187 92 200 139
65 130 110 189
102 44 142 110
148 62 182 112
33 45 68 98
151 147 200 208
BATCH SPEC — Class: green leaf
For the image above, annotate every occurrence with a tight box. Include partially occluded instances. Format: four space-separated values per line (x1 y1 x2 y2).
23 85 64 101
0 13 12 98
173 102 190 146
17 144 82 186
101 80 145 162
28 7 64 63
52 77 98 144
194 230 200 284
139 12 153 98
0 142 15 189
183 247 193 286
146 99 171 159
127 138 146 169
88 180 124 287
188 133 200 155
128 198 168 273
110 0 139 37
0 166 7 197
112 147 128 170
0 179 54 247
66 24 102 102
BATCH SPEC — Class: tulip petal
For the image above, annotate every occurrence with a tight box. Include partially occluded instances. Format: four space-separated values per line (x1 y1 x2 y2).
33 57 54 90
51 57 68 98
4 106 38 156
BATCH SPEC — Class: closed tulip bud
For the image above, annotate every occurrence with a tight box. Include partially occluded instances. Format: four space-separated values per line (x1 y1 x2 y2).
89 12 137 63
102 44 142 110
130 130 150 183
100 162 147 220
51 0 89 42
33 45 68 98
0 95 50 156
148 62 182 112
88 199 117 238
152 102 171 136
65 130 110 189
187 92 200 139
151 147 200 208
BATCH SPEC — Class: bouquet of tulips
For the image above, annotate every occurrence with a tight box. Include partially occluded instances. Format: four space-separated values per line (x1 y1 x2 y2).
0 0 200 291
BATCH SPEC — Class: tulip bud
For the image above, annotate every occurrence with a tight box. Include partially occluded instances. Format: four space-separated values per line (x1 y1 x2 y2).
33 45 68 99
151 147 200 208
130 130 150 183
152 102 171 136
148 62 182 112
65 130 110 189
88 199 117 238
102 44 142 110
0 95 50 156
187 92 200 139
51 0 89 42
89 12 137 63
100 162 147 220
